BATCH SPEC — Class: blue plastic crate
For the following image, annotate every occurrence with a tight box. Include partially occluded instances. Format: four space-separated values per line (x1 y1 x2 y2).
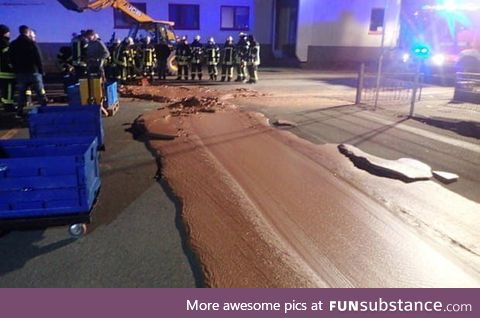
106 81 118 109
67 83 81 106
0 137 101 219
28 105 104 148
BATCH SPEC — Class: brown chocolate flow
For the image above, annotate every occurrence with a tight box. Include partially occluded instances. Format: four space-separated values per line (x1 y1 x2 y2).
130 85 480 288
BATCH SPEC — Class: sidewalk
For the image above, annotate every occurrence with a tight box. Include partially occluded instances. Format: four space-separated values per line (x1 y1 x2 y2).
372 86 480 141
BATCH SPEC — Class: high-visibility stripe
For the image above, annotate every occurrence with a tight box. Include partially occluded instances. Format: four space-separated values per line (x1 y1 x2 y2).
0 71 15 79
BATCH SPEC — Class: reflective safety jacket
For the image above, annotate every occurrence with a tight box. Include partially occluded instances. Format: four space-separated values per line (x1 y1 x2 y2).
247 42 261 66
235 38 250 64
176 43 191 66
141 43 157 67
71 35 88 67
221 43 235 66
120 44 136 67
205 43 220 66
190 40 204 64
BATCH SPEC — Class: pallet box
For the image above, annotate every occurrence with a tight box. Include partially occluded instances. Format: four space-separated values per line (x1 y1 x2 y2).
0 137 101 222
28 105 105 148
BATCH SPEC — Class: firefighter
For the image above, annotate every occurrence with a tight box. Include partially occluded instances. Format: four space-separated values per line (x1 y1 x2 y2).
205 37 220 81
117 37 136 83
9 25 48 117
190 35 204 80
220 36 235 82
71 30 88 79
106 38 122 81
0 24 15 111
140 36 156 81
235 32 250 82
246 35 260 84
175 36 191 80
56 45 75 92
155 40 171 80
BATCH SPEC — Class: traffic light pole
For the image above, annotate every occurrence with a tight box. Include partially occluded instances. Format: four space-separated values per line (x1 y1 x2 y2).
410 59 421 117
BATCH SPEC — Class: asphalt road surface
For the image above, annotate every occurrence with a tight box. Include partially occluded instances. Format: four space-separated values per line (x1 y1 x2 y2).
0 101 199 287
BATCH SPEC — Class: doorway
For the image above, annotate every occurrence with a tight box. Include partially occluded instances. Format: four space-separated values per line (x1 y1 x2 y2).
273 0 299 58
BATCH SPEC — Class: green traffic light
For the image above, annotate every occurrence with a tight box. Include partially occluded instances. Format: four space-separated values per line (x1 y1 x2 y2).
412 45 430 58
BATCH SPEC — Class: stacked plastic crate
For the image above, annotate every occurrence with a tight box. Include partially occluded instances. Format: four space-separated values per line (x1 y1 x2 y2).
0 103 108 236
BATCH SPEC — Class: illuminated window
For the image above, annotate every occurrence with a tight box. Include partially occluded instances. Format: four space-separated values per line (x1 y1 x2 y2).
114 2 146 29
221 6 250 31
369 8 385 33
169 4 200 30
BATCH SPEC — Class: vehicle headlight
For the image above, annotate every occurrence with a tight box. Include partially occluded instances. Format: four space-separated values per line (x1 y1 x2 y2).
401 53 410 63
432 54 445 66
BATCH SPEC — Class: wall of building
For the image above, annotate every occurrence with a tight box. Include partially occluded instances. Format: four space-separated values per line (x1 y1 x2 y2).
296 0 402 65
1 0 263 72
0 0 255 43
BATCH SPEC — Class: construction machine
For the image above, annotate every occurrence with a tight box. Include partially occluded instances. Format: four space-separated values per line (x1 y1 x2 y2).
58 0 177 71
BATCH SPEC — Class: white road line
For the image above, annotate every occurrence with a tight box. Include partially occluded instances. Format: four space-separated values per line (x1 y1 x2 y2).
357 112 480 154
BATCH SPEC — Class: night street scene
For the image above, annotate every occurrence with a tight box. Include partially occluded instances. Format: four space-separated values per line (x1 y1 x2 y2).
1 0 480 288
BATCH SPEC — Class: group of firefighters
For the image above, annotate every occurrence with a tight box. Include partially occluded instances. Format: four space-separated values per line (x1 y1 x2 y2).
175 32 261 83
59 31 261 85
0 25 261 116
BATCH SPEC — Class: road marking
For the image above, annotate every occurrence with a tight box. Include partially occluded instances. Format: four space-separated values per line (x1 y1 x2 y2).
0 129 17 140
357 112 480 154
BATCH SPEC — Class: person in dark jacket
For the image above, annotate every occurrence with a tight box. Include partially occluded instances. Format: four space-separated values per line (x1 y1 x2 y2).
85 30 109 78
155 41 172 80
9 25 47 117
0 24 16 110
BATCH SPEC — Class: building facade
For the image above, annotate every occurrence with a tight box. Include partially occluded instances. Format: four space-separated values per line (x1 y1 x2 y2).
296 0 402 66
0 0 405 70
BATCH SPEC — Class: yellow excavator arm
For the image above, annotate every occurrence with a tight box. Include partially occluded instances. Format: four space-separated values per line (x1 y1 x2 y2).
58 0 174 26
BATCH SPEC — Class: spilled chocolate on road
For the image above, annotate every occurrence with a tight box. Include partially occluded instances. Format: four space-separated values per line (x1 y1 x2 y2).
128 85 480 287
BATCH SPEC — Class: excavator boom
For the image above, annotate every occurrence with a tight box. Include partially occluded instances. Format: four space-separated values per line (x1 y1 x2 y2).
58 0 174 25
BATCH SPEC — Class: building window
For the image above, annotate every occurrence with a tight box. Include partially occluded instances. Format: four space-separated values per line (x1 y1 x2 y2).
169 4 200 30
369 8 385 33
221 6 249 31
114 2 147 29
